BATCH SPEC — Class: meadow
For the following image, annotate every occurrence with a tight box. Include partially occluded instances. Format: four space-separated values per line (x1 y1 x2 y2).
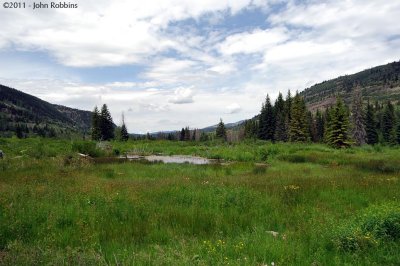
0 137 399 265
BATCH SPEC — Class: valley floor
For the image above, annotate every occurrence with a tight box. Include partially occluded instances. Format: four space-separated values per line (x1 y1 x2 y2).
0 138 399 265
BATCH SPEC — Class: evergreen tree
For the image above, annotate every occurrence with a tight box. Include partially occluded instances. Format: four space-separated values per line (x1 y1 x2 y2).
307 111 317 142
396 122 400 145
350 89 366 145
274 93 288 141
365 101 378 145
381 101 395 143
289 93 309 142
167 133 175 141
100 104 115 140
180 128 185 141
244 119 258 139
285 90 293 123
200 132 209 141
326 97 350 148
91 106 101 141
315 110 325 142
216 119 227 140
184 127 191 141
120 113 129 141
258 95 275 141
15 124 24 139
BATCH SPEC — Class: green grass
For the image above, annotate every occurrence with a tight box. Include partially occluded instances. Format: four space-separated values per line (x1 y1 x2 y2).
0 137 399 265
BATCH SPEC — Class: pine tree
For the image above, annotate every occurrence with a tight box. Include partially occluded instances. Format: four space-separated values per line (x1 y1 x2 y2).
120 113 129 141
100 104 114 140
289 93 309 142
91 106 101 141
381 101 395 143
216 119 227 140
274 93 288 141
307 111 317 142
315 110 325 142
326 97 350 148
258 95 275 141
184 127 191 141
200 132 209 141
365 101 378 145
396 122 400 145
350 89 366 145
285 90 292 123
244 119 258 139
15 124 24 139
180 128 185 141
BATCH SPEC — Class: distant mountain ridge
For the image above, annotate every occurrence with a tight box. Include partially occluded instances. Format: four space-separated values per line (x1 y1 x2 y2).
0 84 91 136
300 61 400 111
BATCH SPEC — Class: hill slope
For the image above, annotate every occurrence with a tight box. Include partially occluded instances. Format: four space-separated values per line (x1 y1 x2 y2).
0 84 91 137
301 61 400 111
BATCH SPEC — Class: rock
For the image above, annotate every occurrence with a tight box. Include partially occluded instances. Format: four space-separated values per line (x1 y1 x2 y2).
266 230 279 238
0 150 3 159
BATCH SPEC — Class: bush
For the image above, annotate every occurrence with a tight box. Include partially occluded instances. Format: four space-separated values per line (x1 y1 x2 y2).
71 141 104 157
333 203 400 252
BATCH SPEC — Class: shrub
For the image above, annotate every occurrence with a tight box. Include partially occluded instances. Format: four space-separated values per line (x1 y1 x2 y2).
71 141 104 157
333 203 400 252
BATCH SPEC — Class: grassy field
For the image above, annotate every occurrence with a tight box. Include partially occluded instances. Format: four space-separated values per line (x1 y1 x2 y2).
0 138 399 265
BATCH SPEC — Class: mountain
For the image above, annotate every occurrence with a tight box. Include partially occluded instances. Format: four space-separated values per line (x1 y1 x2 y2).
301 61 400 111
0 84 91 137
200 120 246 133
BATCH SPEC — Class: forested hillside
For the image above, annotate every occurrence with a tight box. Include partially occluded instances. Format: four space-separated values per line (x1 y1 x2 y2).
301 61 400 111
0 84 91 137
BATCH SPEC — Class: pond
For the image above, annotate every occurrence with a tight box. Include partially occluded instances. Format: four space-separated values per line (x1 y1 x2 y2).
121 154 218 165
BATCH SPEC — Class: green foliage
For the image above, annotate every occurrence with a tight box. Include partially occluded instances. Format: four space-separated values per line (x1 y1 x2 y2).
365 101 379 144
289 93 309 142
71 141 104 157
0 84 91 136
326 98 350 148
1 138 400 264
100 104 115 141
120 114 129 142
301 61 400 106
91 106 101 141
333 203 400 252
274 92 288 141
350 89 366 145
315 110 325 142
381 101 396 144
216 119 227 140
258 95 275 140
244 119 258 139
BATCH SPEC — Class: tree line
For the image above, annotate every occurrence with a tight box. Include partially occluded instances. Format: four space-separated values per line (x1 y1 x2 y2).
244 89 400 148
90 90 400 147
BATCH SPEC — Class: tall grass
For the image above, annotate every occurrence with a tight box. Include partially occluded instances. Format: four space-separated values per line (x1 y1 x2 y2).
0 138 399 264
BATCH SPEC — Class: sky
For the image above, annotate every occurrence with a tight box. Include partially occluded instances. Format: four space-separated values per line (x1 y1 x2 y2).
0 0 400 133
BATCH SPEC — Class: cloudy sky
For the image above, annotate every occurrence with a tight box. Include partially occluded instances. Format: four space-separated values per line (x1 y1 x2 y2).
1 0 399 133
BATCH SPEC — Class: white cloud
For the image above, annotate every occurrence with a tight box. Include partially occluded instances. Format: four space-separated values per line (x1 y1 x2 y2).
219 27 289 55
0 0 271 67
226 103 242 114
207 63 236 75
169 87 195 104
